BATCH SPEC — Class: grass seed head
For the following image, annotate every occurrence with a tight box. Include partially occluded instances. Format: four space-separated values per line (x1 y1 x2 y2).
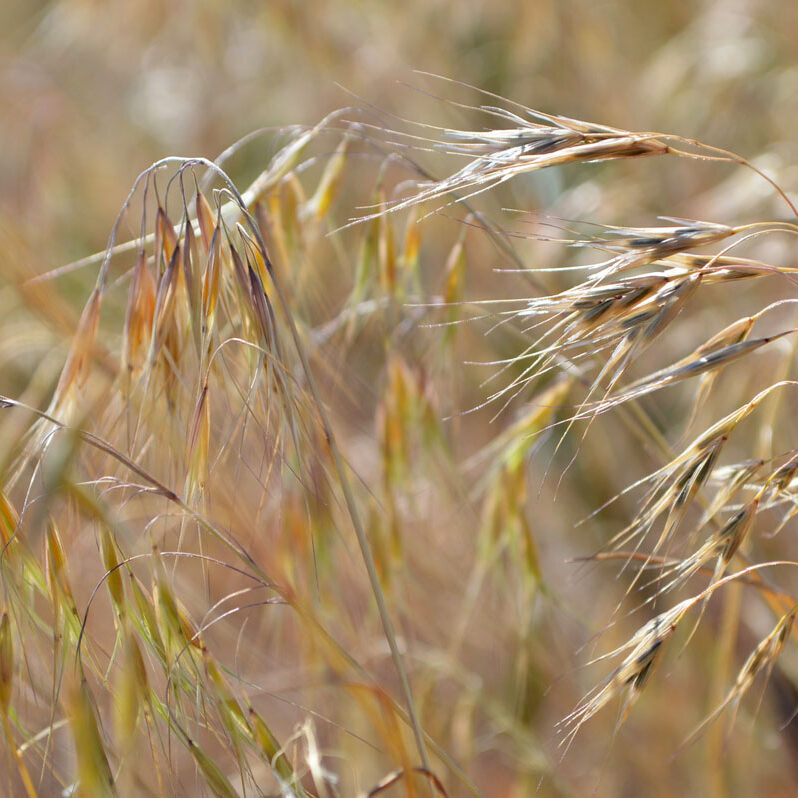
69 679 115 797
113 632 148 749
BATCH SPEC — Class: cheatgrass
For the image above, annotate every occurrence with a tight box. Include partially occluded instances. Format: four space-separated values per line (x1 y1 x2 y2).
2 76 798 796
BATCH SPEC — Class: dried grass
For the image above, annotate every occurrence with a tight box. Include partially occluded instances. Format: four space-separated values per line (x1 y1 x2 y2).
2 56 798 798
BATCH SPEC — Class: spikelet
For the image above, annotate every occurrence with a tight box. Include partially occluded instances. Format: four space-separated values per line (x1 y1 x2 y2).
69 679 115 797
99 525 125 621
301 133 350 222
122 249 157 381
682 606 798 747
113 632 148 751
559 599 693 747
185 383 210 505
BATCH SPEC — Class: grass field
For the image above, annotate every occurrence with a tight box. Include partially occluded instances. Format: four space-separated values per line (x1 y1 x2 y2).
3 3 798 796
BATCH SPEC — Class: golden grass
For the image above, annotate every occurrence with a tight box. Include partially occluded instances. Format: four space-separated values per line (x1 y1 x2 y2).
3 22 798 794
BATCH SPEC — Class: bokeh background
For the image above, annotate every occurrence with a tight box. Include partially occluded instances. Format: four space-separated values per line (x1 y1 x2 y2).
3 1 798 796
5 0 798 266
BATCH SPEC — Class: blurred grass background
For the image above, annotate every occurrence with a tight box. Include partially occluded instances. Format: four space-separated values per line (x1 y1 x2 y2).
4 0 798 267
2 1 798 796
